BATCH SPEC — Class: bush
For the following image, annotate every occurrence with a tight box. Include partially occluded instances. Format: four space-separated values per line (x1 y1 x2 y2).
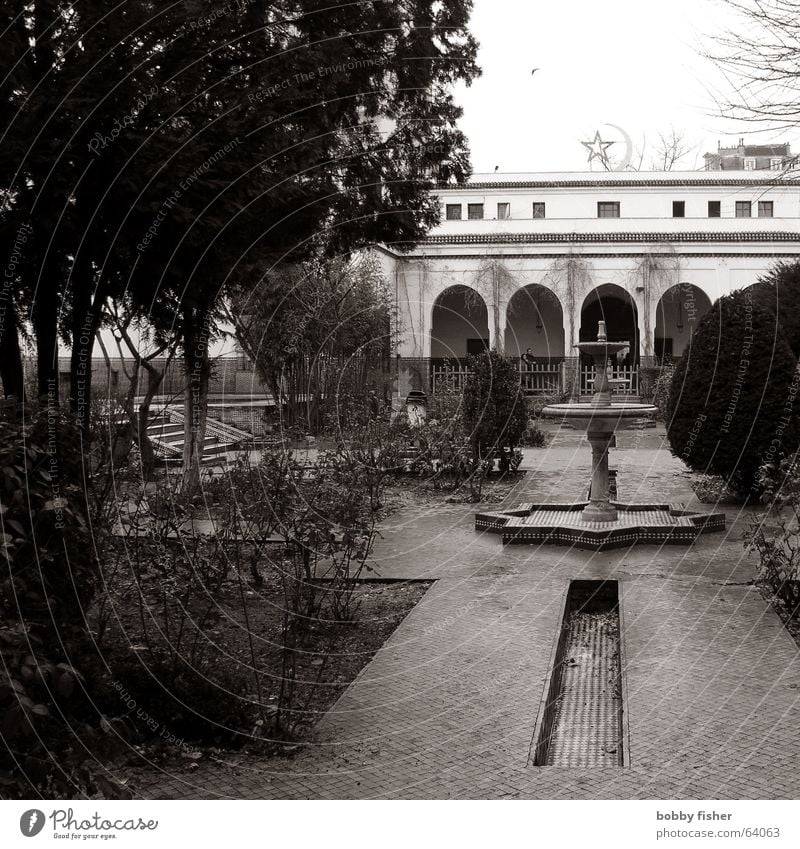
463 350 527 460
751 261 800 358
745 456 800 622
521 424 546 447
666 289 800 495
651 363 675 422
0 409 128 797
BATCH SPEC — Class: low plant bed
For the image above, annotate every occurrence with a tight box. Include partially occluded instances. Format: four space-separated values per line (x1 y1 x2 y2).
757 581 800 649
93 561 432 771
382 470 525 506
686 473 745 504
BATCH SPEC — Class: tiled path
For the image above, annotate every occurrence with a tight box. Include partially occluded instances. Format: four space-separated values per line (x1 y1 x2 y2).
132 430 800 798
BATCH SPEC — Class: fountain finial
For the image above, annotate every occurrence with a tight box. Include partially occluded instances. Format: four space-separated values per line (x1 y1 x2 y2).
597 320 607 342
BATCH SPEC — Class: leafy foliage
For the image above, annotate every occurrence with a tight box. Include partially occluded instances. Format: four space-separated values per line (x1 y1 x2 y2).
1 0 480 406
667 290 800 495
0 410 128 797
462 350 528 461
751 261 800 359
745 456 800 622
232 255 394 434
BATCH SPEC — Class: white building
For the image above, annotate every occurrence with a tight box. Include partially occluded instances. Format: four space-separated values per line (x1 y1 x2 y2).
377 170 800 399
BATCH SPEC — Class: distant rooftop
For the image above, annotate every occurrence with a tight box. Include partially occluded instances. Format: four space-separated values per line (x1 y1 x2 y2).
438 170 798 189
703 138 794 171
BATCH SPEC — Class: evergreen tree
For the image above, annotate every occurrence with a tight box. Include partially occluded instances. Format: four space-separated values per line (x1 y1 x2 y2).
462 350 527 464
751 261 800 359
667 289 800 495
1 0 480 485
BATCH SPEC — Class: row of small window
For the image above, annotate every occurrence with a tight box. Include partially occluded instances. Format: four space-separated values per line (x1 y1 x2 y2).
445 202 517 220
673 200 773 218
445 200 774 220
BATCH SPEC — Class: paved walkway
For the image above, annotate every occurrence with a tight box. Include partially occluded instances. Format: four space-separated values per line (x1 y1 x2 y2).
131 432 800 798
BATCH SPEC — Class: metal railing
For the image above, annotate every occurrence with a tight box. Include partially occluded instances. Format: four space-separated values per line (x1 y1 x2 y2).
430 360 564 396
579 365 638 395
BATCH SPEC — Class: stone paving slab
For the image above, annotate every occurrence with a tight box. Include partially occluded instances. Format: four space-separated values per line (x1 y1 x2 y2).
137 575 800 799
126 442 800 799
373 448 756 585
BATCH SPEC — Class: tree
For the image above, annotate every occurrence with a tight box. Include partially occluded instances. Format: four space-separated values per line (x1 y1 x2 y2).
105 300 180 480
707 0 800 130
1 1 480 487
462 349 527 479
230 253 392 435
751 261 800 359
629 127 696 171
666 289 800 495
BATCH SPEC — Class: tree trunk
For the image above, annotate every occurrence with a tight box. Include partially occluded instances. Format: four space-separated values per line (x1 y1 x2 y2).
181 309 211 493
0 287 26 400
32 282 60 404
69 257 102 432
137 352 175 481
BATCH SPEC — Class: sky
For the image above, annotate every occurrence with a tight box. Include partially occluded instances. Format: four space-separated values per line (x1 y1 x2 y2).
452 0 800 173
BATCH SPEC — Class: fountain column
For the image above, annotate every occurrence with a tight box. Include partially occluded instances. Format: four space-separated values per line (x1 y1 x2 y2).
583 430 617 522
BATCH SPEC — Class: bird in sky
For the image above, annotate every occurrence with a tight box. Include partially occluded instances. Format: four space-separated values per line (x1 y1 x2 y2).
531 68 539 75
494 165 499 172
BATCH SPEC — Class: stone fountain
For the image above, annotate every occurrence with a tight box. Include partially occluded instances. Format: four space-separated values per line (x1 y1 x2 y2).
476 321 725 549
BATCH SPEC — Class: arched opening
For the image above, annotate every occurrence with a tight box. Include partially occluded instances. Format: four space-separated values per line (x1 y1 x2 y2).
430 285 489 360
580 285 639 396
580 285 639 364
504 285 565 361
655 283 713 362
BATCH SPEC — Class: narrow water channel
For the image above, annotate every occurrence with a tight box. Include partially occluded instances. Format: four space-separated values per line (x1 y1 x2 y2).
534 581 624 767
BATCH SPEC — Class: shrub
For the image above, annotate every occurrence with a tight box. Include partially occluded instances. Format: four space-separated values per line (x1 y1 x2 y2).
745 456 800 621
650 363 675 422
521 424 547 447
666 289 800 495
462 350 527 460
0 409 128 797
751 261 800 358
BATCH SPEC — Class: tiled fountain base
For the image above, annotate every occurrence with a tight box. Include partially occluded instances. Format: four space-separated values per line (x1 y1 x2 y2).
475 501 725 549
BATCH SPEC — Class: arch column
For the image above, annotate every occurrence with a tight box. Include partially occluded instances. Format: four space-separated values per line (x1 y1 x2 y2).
637 297 657 365
562 304 580 400
490 300 508 353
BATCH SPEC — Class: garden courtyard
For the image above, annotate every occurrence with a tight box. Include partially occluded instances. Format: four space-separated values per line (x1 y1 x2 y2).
125 425 800 800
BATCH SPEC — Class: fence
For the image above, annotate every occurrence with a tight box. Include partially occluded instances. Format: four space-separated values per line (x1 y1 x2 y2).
429 360 642 397
579 364 638 396
430 360 564 397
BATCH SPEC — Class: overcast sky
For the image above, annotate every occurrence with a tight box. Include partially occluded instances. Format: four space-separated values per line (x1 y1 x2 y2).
453 0 800 173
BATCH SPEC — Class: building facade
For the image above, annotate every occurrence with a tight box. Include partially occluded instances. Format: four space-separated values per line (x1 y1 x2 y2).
703 140 794 172
377 170 800 399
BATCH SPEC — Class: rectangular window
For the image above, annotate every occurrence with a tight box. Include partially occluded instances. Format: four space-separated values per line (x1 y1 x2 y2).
708 200 721 217
597 201 620 218
445 204 462 220
532 202 546 219
735 201 752 218
672 201 685 218
744 158 756 170
467 203 484 220
758 200 774 218
497 202 511 220
770 158 784 171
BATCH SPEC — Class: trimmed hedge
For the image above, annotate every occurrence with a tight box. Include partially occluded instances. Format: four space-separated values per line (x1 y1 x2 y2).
667 288 800 495
463 350 528 460
752 260 800 359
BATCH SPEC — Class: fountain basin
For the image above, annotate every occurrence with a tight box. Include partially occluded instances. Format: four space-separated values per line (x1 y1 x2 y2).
475 501 726 550
543 402 657 432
